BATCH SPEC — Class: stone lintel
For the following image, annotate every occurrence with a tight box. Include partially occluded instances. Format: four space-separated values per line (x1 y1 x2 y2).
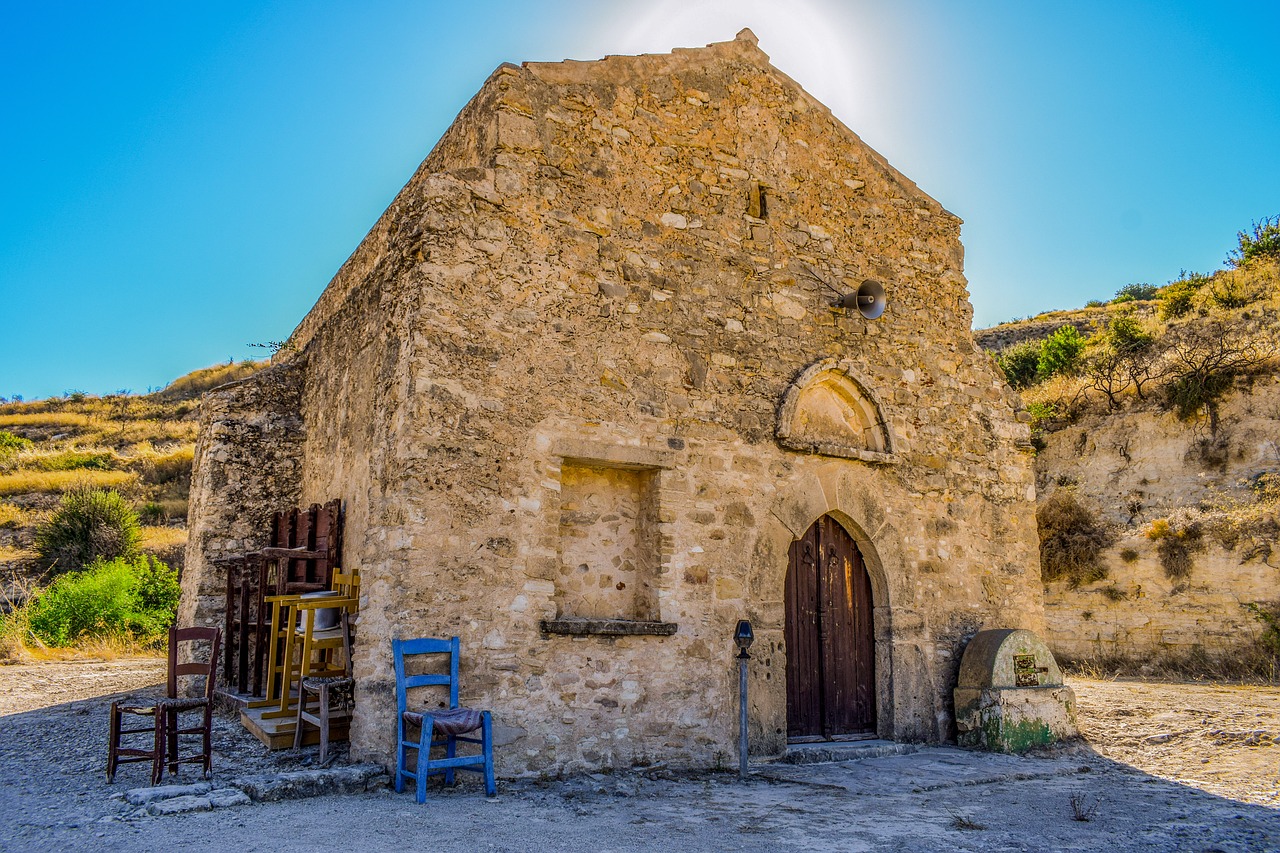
552 439 675 470
539 618 678 637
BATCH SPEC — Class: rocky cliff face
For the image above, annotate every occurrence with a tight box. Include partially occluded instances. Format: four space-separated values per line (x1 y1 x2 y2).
1034 375 1279 660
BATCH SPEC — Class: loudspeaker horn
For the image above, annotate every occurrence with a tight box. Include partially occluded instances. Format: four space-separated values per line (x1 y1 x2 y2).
834 279 886 319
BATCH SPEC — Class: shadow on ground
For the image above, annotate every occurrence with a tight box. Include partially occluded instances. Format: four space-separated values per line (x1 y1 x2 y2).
1 682 1277 853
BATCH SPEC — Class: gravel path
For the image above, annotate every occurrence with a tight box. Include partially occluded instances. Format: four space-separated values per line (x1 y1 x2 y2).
2 659 1277 852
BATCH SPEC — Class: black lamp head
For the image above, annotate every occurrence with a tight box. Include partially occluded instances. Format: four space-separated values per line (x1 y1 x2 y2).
734 620 754 652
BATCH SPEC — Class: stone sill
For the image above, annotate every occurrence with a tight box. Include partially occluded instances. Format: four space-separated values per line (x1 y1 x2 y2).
540 619 678 637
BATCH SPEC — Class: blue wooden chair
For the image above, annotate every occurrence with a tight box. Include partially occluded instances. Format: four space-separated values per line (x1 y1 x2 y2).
393 636 496 802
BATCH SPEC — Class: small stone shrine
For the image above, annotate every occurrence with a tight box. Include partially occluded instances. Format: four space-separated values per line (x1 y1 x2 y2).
180 30 1047 776
954 629 1078 753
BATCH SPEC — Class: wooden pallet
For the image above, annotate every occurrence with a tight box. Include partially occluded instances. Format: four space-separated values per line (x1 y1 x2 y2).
239 701 351 750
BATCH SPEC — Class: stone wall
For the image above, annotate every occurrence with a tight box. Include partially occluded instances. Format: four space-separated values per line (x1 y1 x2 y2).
1036 376 1280 659
184 31 1045 776
179 360 307 630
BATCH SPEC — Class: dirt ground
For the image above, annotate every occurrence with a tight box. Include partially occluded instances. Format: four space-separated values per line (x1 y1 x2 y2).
1073 678 1280 808
2 657 1278 852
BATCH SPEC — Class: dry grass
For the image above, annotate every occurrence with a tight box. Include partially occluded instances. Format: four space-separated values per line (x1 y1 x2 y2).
18 635 166 661
0 412 94 428
157 360 265 400
138 525 187 554
1061 643 1279 684
25 447 119 471
0 469 136 497
0 544 35 563
129 444 195 485
0 502 27 529
83 419 199 448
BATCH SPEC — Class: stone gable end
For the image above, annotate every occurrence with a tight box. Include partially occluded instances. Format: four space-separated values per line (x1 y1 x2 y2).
182 30 1044 777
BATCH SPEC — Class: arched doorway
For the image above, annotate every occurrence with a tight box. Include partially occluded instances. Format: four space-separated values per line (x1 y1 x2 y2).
785 515 876 740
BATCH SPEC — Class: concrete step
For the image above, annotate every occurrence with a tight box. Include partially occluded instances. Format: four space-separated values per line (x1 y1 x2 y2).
781 738 916 764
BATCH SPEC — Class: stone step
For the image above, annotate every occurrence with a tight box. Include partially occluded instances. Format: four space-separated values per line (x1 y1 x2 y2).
781 738 916 765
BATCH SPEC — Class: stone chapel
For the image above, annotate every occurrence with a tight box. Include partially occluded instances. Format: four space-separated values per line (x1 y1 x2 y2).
180 30 1045 776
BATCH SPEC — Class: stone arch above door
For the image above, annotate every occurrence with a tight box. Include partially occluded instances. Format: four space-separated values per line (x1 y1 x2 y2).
761 465 914 742
776 360 894 463
766 465 900 613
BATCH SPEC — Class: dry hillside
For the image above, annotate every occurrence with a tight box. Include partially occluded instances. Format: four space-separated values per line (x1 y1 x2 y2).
0 361 266 604
977 232 1280 676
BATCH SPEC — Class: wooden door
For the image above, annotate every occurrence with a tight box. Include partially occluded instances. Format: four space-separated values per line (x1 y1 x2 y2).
785 515 875 739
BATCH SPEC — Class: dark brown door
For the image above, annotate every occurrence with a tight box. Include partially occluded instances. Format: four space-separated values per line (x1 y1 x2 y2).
785 515 876 739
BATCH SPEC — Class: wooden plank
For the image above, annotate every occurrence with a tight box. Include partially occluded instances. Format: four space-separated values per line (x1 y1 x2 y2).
785 523 823 738
819 517 875 736
787 516 876 741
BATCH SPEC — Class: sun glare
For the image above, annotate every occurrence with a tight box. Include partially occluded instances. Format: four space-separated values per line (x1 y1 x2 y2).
596 0 866 128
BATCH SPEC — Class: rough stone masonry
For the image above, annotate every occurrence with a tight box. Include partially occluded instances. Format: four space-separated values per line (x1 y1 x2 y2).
180 29 1045 777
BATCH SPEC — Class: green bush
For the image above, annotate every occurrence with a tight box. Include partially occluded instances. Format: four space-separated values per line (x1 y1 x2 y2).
1037 325 1086 378
1165 372 1233 420
1082 312 1164 406
0 429 31 455
138 501 167 524
1207 272 1264 309
995 340 1042 388
0 430 32 473
35 450 115 472
1158 271 1211 320
1161 319 1264 422
1228 215 1280 267
25 555 179 646
35 484 140 571
1115 282 1158 301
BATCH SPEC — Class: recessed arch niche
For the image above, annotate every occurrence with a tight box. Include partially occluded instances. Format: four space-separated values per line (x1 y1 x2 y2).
776 361 894 463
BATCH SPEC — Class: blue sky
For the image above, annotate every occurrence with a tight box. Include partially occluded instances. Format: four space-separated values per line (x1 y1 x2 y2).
3 1 1278 400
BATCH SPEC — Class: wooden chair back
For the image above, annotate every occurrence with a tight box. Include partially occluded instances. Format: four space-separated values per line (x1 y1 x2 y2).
222 498 344 695
393 637 462 716
272 498 343 592
329 567 360 603
168 625 222 701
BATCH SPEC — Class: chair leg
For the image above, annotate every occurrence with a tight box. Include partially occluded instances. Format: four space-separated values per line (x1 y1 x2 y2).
445 734 456 786
203 704 213 779
394 718 407 794
167 707 180 776
416 715 433 804
318 684 331 766
293 688 308 751
107 702 121 782
151 711 166 786
482 711 496 797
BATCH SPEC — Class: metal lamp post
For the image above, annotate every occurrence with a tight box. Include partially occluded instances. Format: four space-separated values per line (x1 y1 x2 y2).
734 619 754 780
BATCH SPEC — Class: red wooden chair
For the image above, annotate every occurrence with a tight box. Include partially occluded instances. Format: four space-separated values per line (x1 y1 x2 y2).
107 625 222 785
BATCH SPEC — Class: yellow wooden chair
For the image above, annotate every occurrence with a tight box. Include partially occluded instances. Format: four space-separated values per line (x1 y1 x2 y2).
257 567 360 720
294 610 355 765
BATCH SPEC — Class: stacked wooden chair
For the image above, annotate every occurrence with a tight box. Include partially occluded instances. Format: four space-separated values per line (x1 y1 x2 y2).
252 565 360 722
108 626 222 785
393 636 496 802
221 499 343 696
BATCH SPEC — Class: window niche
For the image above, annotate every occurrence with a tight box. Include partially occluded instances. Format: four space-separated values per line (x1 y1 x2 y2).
541 450 676 637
